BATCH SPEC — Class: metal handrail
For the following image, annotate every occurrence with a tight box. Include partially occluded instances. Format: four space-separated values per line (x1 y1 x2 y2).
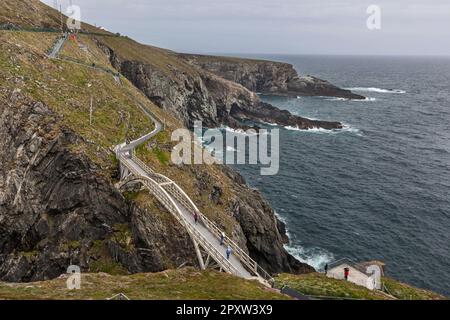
119 155 239 276
130 153 273 283
113 70 273 284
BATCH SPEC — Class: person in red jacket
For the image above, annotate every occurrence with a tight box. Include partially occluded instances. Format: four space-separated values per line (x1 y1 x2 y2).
344 267 350 281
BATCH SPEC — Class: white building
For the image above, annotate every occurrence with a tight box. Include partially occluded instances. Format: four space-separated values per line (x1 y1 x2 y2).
327 259 385 290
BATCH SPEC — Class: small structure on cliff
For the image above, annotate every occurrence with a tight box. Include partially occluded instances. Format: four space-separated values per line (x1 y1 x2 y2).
326 258 385 290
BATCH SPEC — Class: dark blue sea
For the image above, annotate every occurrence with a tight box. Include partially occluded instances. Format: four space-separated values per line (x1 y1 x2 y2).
228 55 450 296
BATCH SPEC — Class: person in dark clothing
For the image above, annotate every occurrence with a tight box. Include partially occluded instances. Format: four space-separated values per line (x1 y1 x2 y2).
194 212 199 224
226 246 232 260
220 232 225 246
324 263 329 275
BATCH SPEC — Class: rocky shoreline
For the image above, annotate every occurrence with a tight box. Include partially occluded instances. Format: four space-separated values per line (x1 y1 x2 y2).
97 40 348 132
180 54 366 100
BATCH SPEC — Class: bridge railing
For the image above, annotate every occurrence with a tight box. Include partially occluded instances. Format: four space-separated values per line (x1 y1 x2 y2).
116 93 273 283
118 154 240 276
131 155 274 284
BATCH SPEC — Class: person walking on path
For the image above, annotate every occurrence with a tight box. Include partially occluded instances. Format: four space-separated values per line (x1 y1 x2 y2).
220 232 225 246
324 263 329 276
226 246 232 260
194 212 199 224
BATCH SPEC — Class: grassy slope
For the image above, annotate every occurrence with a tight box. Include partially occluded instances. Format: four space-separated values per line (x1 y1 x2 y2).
275 273 447 300
180 53 284 66
0 268 287 300
382 277 447 300
0 0 110 34
55 32 239 234
97 35 199 82
0 30 156 175
1 15 240 237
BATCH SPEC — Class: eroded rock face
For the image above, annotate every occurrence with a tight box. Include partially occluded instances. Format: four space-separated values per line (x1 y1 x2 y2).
0 92 197 281
221 166 314 274
97 40 343 130
180 54 365 100
0 92 313 281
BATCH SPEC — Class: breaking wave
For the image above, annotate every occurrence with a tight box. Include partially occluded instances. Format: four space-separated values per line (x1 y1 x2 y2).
286 245 335 271
346 87 406 94
285 124 363 136
326 97 377 102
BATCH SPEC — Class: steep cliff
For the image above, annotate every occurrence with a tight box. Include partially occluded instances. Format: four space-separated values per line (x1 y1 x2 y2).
96 36 343 130
0 16 313 281
0 91 198 281
180 54 365 100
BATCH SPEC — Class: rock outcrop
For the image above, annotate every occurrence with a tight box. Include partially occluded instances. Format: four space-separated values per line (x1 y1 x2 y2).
0 92 197 281
221 166 313 274
180 54 365 100
0 91 312 281
96 39 343 131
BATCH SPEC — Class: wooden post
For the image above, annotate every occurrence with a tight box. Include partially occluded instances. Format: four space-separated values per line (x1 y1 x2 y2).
193 240 205 270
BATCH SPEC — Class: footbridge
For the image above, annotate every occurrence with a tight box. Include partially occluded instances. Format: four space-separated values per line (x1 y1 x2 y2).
115 102 273 286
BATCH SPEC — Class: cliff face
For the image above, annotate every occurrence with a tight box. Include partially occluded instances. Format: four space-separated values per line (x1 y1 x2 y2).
180 54 365 100
0 0 316 282
97 38 343 130
0 91 312 281
221 167 312 274
0 92 200 281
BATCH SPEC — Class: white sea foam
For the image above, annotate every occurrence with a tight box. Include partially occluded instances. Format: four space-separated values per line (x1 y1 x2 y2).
326 97 377 102
274 211 334 270
361 97 377 102
220 126 249 134
286 245 335 271
346 87 406 94
284 124 362 136
326 97 348 101
261 121 279 127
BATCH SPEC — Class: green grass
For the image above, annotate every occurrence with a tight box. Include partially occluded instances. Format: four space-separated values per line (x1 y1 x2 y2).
0 30 155 176
275 273 447 300
153 147 170 165
89 260 128 276
0 0 112 34
95 35 199 82
382 277 447 300
0 269 288 300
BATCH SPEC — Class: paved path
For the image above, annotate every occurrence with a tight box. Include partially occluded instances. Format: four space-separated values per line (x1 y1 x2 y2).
174 198 252 278
48 33 67 58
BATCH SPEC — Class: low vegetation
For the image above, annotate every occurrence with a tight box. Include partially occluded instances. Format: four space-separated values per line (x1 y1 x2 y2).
0 268 288 300
382 277 447 300
275 273 446 300
0 30 155 175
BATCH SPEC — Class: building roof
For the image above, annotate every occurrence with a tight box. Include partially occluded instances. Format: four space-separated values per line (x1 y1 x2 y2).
328 258 386 276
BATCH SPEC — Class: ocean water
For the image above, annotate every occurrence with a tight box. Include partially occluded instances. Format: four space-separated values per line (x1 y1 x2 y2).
228 55 450 295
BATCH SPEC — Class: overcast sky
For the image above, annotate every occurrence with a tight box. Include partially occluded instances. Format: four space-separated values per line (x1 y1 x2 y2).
42 0 450 55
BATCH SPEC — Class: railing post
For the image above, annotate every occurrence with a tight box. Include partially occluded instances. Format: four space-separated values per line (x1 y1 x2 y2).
193 240 205 270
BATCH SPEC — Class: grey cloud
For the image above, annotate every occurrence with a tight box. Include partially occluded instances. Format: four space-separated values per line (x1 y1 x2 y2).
42 0 450 55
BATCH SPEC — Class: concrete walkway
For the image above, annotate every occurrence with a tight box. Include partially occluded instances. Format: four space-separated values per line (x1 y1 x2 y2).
121 155 253 279
48 33 67 58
